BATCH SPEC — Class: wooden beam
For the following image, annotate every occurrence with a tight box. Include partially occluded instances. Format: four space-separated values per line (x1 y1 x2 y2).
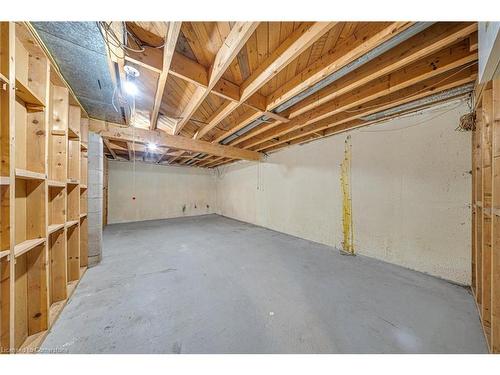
150 22 182 130
185 109 264 164
199 22 422 154
126 142 133 161
238 44 478 150
262 111 290 123
103 22 130 124
193 22 336 140
174 22 259 135
103 138 117 159
212 110 263 143
164 150 185 164
125 45 267 106
193 101 240 139
470 31 478 52
227 28 477 149
288 23 478 119
256 70 477 152
266 22 415 110
242 22 337 103
89 119 262 161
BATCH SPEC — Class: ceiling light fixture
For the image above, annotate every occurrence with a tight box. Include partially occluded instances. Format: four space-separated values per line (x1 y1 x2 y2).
146 143 158 151
123 65 140 96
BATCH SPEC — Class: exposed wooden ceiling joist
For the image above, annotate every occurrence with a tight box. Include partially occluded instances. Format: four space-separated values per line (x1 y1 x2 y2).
240 47 477 151
150 22 182 130
41 21 478 169
174 22 260 135
103 138 118 159
193 22 338 140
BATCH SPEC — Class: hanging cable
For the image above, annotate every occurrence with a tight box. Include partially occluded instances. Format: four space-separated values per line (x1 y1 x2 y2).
359 97 468 133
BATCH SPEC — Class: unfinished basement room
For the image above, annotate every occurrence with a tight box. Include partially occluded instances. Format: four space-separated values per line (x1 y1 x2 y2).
1 3 500 364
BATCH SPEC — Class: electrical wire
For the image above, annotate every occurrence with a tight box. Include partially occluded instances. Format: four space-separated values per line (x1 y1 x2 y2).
359 97 468 133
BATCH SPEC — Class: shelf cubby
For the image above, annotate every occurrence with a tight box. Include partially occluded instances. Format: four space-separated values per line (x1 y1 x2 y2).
1 183 9 258
49 131 67 183
68 105 81 139
1 257 10 352
14 25 47 112
80 187 87 216
0 22 9 81
15 177 46 248
67 183 79 221
80 117 88 149
51 85 68 132
1 73 9 178
67 139 80 183
80 216 88 268
49 185 65 227
48 229 67 306
15 78 44 112
66 224 79 282
49 84 68 184
14 101 46 175
14 242 48 351
80 150 88 186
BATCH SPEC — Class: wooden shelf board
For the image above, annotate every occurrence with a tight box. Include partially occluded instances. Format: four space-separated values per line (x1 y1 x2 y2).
14 238 46 258
15 78 45 112
67 280 78 296
68 128 80 140
0 249 10 259
66 220 79 228
48 223 65 234
48 179 65 188
0 72 8 84
493 208 500 217
80 184 87 189
49 300 66 327
17 330 47 354
80 213 87 219
81 143 88 151
0 176 10 185
51 129 66 136
67 179 80 185
15 168 46 181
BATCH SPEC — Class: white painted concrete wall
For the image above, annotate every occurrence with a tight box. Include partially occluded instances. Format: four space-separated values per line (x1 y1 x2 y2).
108 161 216 224
215 99 472 284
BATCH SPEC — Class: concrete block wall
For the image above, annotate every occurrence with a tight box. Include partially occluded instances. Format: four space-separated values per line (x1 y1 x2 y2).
88 132 103 266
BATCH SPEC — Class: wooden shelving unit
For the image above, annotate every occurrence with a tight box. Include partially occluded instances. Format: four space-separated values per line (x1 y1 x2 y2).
472 79 500 353
0 22 89 354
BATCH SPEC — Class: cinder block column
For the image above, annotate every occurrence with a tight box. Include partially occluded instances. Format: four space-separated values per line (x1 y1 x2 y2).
88 132 103 266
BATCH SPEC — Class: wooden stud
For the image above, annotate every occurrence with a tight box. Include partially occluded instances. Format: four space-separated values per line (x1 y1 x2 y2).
90 119 262 161
150 23 182 130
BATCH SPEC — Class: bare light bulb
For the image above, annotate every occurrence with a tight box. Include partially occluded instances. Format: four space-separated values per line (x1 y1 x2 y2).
123 80 138 96
146 143 158 151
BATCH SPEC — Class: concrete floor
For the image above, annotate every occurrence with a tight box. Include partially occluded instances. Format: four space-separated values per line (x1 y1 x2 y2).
41 214 487 353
